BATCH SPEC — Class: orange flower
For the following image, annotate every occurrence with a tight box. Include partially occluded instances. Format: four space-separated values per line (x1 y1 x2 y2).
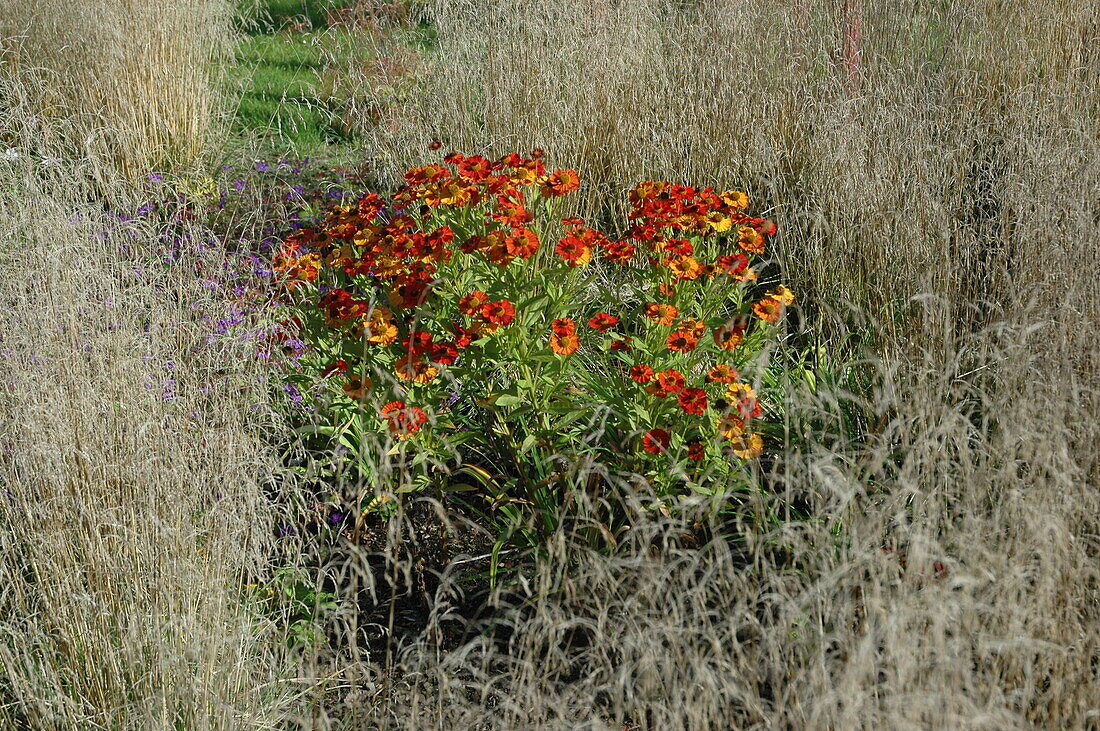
677 388 708 416
629 364 654 384
402 163 449 186
588 313 619 332
752 297 783 324
737 226 765 254
550 333 580 355
681 319 707 338
767 284 795 306
658 282 676 298
667 255 703 281
273 251 321 285
481 230 515 267
395 355 439 384
720 190 749 209
342 374 372 401
380 400 428 440
716 413 745 440
642 428 670 454
424 180 477 208
713 322 746 351
730 433 764 459
364 307 398 346
644 302 679 327
707 364 739 384
666 329 699 353
725 382 762 419
540 169 580 197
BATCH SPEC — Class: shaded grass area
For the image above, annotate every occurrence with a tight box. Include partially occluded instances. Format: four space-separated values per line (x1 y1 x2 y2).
244 0 354 34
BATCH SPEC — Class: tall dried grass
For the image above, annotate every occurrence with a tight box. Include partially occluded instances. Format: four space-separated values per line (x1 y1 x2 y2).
0 0 234 185
293 0 1100 727
360 0 1099 342
0 87 296 726
0 0 1096 727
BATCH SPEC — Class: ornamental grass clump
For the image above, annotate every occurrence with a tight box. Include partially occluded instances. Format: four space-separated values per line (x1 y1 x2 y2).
272 150 794 510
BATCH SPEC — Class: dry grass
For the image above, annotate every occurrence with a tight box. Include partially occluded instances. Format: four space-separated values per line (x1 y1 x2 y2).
0 0 234 186
0 88 298 726
298 0 1100 727
0 0 1097 728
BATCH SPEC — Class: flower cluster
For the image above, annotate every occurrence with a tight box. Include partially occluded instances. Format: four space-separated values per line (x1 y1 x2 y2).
271 151 793 474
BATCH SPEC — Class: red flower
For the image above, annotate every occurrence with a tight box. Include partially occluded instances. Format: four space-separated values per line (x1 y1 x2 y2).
380 400 428 440
666 329 698 353
677 388 708 416
716 253 749 276
480 300 516 326
629 364 654 384
601 239 636 264
647 369 686 397
687 441 706 461
610 338 633 352
404 330 435 355
456 155 494 182
505 228 540 259
431 342 459 366
321 360 349 378
551 317 576 337
588 313 619 332
642 428 671 454
556 236 593 266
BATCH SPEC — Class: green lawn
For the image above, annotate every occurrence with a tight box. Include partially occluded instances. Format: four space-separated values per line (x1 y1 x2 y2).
229 0 433 157
232 31 338 150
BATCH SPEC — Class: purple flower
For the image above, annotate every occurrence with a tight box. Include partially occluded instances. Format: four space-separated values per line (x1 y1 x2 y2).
255 160 271 173
283 383 305 406
233 179 246 191
148 172 163 183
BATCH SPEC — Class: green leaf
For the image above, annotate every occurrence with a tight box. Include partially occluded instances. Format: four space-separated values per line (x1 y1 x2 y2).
518 434 539 455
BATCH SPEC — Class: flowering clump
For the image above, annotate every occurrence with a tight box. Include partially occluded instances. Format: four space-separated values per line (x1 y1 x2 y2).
271 151 793 489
